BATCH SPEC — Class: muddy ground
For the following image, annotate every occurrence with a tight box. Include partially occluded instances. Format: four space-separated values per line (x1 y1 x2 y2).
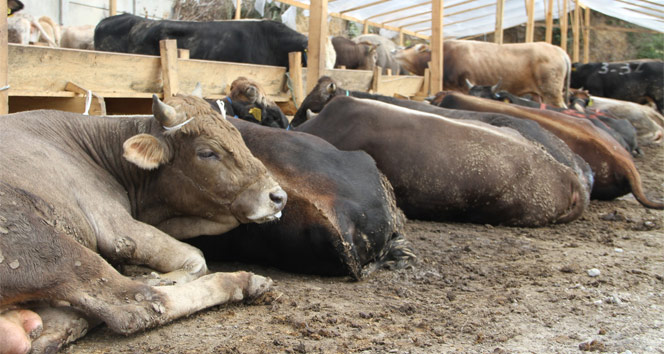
66 143 663 354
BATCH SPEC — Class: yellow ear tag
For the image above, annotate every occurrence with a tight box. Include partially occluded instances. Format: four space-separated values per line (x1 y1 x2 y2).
588 98 593 107
503 99 510 103
249 107 262 122
572 66 577 71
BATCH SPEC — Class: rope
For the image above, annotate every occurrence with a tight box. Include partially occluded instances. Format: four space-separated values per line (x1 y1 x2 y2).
83 90 92 115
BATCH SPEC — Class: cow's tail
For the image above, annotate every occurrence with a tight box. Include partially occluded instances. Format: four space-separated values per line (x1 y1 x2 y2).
562 49 572 108
621 156 664 209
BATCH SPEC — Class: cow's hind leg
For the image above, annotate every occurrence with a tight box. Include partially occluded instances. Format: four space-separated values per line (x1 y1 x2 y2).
28 305 99 354
0 309 42 354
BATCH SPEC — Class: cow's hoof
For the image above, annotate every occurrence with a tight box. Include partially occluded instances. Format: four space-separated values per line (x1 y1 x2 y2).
244 274 273 300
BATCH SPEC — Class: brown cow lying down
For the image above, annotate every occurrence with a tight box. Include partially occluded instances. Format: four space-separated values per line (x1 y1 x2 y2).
436 92 663 209
292 76 594 199
190 119 414 279
393 40 571 107
0 94 287 352
296 96 589 227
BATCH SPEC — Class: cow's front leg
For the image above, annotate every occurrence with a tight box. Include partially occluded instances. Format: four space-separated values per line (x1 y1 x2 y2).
95 215 209 284
155 271 273 320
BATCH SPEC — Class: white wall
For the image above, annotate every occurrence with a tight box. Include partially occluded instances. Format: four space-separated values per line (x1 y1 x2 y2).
18 0 175 26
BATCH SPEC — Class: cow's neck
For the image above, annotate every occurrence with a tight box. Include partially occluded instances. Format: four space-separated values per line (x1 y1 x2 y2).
46 113 165 216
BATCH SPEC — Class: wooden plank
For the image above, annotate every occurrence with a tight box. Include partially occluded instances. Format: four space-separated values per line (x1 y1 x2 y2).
288 52 304 107
525 0 535 42
159 39 179 97
376 76 424 97
430 0 443 93
572 0 580 62
307 0 328 93
0 0 7 114
545 0 554 43
178 49 190 60
561 0 569 52
495 0 505 44
235 0 241 19
583 7 590 63
302 68 374 92
7 45 287 101
109 0 116 16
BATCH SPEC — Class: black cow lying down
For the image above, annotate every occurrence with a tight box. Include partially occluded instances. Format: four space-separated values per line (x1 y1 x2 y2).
297 96 589 227
292 76 594 198
0 94 287 352
189 119 414 279
94 14 308 68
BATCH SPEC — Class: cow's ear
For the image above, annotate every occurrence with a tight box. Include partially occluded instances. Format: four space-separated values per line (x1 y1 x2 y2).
123 134 171 170
326 82 336 94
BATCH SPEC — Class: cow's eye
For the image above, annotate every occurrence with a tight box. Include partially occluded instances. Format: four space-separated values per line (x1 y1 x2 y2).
197 149 219 160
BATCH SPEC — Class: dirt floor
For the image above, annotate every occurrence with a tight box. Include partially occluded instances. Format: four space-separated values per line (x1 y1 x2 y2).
66 143 663 354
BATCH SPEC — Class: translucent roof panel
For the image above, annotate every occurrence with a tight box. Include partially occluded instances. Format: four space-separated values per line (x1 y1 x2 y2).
289 0 662 38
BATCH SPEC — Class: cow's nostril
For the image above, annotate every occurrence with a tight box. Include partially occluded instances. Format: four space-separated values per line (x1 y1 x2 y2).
269 189 287 208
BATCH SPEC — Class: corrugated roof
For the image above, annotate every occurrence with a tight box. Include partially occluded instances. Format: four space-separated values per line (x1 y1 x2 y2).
277 0 663 39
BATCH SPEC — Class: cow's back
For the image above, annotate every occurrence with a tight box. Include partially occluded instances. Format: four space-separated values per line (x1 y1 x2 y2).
94 13 145 52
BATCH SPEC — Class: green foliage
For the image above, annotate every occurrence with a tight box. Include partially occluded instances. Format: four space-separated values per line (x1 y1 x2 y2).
347 22 361 38
631 33 664 59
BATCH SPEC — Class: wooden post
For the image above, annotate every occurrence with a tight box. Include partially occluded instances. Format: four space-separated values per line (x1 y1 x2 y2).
363 20 369 34
398 29 404 46
583 6 590 63
430 0 443 94
572 0 580 62
0 0 7 114
386 68 392 76
495 0 505 44
178 49 190 60
288 52 304 107
235 0 241 19
306 0 328 93
561 0 568 52
371 66 381 93
545 0 554 43
109 0 117 16
525 0 535 43
159 39 179 98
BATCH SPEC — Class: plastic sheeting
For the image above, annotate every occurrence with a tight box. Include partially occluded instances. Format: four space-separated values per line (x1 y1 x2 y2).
282 0 662 39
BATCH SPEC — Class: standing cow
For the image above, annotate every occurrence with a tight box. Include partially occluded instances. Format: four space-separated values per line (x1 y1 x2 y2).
353 34 405 75
94 14 308 68
331 36 377 70
571 60 664 114
394 40 571 107
0 94 286 352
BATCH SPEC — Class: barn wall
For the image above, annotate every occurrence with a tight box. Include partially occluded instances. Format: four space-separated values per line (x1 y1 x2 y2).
18 0 175 27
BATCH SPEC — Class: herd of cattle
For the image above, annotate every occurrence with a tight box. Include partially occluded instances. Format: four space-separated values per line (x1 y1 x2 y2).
1 8 664 354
